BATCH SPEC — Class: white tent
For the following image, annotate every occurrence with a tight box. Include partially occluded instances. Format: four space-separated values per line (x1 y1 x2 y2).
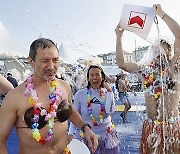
59 43 91 64
0 22 28 58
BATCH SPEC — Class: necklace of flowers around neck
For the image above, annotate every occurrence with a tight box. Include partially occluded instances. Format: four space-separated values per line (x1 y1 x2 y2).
142 54 169 99
87 88 105 126
25 75 63 144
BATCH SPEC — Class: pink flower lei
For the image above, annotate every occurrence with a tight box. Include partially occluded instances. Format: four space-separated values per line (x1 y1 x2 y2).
24 75 63 144
87 88 105 126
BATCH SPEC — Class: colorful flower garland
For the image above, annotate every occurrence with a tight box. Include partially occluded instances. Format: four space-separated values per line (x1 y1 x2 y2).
87 88 105 126
142 54 169 99
24 75 63 144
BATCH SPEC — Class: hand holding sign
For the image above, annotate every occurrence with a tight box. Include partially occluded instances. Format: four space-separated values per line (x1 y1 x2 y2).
119 4 155 39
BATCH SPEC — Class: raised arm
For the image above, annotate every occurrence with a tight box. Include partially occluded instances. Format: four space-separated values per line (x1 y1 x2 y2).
154 4 180 56
115 25 140 73
154 4 180 38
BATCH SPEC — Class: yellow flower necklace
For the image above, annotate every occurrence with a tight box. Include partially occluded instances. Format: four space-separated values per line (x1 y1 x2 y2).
87 88 105 126
142 54 169 99
25 75 63 144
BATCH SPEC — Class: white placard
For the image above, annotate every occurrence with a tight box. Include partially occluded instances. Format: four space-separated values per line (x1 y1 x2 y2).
119 4 155 39
67 139 90 154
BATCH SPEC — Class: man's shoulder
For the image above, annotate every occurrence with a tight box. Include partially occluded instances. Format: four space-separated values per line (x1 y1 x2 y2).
2 82 26 109
58 79 70 87
7 82 25 96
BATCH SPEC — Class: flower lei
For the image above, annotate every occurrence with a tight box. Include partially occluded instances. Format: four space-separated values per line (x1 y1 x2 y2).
65 147 71 154
24 75 63 144
142 54 169 99
87 88 105 126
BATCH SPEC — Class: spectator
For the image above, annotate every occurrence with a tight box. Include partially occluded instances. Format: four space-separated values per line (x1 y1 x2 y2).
6 72 18 88
117 73 136 123
68 65 120 154
0 74 14 106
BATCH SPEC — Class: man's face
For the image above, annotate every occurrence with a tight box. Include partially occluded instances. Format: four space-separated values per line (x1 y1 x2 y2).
88 68 103 89
32 46 60 81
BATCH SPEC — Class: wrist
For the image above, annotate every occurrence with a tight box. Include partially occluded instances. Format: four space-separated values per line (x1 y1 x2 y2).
161 12 167 19
117 36 122 40
81 123 91 133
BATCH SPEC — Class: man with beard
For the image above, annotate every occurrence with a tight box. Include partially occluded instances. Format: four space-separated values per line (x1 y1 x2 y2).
0 38 98 154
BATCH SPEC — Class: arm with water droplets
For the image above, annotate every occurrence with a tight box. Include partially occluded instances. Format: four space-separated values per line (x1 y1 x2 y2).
115 24 140 73
154 4 180 38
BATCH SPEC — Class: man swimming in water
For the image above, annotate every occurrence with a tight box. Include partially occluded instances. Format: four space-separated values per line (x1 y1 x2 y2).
115 4 180 153
0 38 98 154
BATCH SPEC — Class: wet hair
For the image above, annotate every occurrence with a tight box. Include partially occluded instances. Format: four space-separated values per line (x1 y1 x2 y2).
116 74 121 79
7 72 12 76
86 65 106 89
29 38 59 61
116 73 126 80
160 39 171 51
120 73 126 79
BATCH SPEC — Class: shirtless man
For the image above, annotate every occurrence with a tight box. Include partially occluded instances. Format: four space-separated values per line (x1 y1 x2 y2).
115 4 180 153
118 73 136 123
0 38 98 154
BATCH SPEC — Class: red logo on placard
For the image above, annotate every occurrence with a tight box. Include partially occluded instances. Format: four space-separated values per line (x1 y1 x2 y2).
128 11 147 29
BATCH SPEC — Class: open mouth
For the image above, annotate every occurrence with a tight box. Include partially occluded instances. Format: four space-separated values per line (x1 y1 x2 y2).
46 73 54 77
92 80 99 84
45 70 55 76
91 80 101 88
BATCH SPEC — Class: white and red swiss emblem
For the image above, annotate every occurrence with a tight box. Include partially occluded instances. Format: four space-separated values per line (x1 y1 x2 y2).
128 11 147 29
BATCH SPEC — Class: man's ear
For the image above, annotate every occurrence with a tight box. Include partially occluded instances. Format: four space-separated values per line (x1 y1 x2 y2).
28 56 34 67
